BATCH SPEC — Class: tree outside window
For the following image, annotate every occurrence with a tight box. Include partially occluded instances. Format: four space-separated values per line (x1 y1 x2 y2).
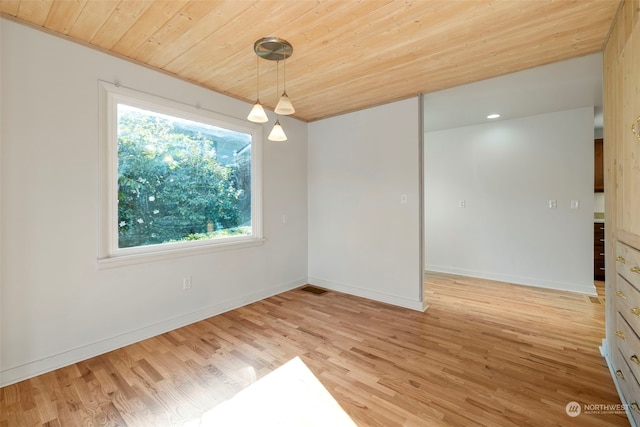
116 104 253 249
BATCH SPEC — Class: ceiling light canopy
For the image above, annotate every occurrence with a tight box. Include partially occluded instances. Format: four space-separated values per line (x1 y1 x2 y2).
487 113 501 119
248 37 295 141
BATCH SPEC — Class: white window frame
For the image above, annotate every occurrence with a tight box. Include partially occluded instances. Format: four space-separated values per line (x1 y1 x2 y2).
98 82 263 268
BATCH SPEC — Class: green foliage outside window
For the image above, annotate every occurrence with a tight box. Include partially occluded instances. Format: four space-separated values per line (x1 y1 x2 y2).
117 105 251 249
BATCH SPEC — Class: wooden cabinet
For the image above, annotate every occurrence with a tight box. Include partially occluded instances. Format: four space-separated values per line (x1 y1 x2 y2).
595 222 605 281
612 243 640 423
595 138 604 192
604 1 640 424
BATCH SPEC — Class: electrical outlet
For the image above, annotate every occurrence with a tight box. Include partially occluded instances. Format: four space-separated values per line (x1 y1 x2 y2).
182 276 192 291
548 199 557 209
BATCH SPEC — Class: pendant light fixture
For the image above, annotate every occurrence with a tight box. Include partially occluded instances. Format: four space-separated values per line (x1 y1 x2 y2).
268 120 287 141
249 37 294 141
275 56 295 115
268 58 288 141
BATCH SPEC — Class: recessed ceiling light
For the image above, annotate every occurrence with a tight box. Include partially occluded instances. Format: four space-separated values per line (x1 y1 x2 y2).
487 113 501 119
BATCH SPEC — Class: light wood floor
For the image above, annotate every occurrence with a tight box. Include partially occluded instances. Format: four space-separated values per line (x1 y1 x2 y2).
0 274 628 426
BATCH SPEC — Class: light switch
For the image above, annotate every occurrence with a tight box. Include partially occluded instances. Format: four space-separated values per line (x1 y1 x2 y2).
459 200 466 208
570 200 580 209
400 194 407 204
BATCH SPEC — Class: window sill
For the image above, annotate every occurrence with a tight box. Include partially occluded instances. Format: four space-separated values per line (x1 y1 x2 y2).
97 238 266 269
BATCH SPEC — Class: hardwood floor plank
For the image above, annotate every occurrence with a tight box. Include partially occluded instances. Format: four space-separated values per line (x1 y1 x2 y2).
31 379 57 424
0 274 629 426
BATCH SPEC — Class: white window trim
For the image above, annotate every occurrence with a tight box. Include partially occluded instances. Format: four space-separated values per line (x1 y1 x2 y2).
97 81 263 268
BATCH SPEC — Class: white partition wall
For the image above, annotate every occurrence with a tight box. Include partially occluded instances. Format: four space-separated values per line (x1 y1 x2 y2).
424 108 595 294
308 98 424 310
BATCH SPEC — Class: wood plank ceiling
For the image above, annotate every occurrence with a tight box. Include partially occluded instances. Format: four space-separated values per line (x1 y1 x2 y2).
1 0 621 122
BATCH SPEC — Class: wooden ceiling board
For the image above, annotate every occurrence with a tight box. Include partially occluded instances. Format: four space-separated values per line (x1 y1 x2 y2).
237 1 483 116
43 0 88 34
110 0 191 57
90 0 156 50
1 0 20 16
13 0 53 26
196 0 371 102
163 2 314 78
67 1 119 41
0 0 621 122
129 1 221 65
286 1 617 120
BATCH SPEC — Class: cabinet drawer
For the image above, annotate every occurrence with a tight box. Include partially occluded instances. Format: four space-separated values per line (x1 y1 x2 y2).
615 277 640 337
616 313 640 383
617 242 640 290
613 348 640 424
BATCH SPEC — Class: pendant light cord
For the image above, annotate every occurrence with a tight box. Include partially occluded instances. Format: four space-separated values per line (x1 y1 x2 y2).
282 53 286 93
255 55 260 101
275 59 280 107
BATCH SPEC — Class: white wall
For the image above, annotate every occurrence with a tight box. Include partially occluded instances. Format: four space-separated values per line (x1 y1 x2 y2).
424 108 595 294
595 193 605 213
0 19 308 386
308 98 424 310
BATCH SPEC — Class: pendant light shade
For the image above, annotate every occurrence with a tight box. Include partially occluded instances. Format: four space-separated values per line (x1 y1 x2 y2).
275 92 295 115
248 37 295 139
268 120 287 141
247 102 269 123
274 57 295 115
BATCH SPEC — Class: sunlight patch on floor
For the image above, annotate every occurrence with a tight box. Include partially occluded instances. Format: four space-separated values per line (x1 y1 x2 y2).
187 357 357 427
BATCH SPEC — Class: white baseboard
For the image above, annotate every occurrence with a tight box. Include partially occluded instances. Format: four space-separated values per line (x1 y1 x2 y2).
424 265 597 296
599 338 609 359
0 278 306 387
307 276 426 312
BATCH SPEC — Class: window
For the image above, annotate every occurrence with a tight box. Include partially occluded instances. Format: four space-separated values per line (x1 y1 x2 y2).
99 82 262 264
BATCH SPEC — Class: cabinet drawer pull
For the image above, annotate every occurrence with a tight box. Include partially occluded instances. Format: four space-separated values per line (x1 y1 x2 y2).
631 307 640 317
616 330 626 340
617 256 626 263
632 267 640 275
600 239 605 242
634 115 640 141
617 290 627 300
632 402 640 414
600 253 605 256
631 355 640 366
616 370 625 380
